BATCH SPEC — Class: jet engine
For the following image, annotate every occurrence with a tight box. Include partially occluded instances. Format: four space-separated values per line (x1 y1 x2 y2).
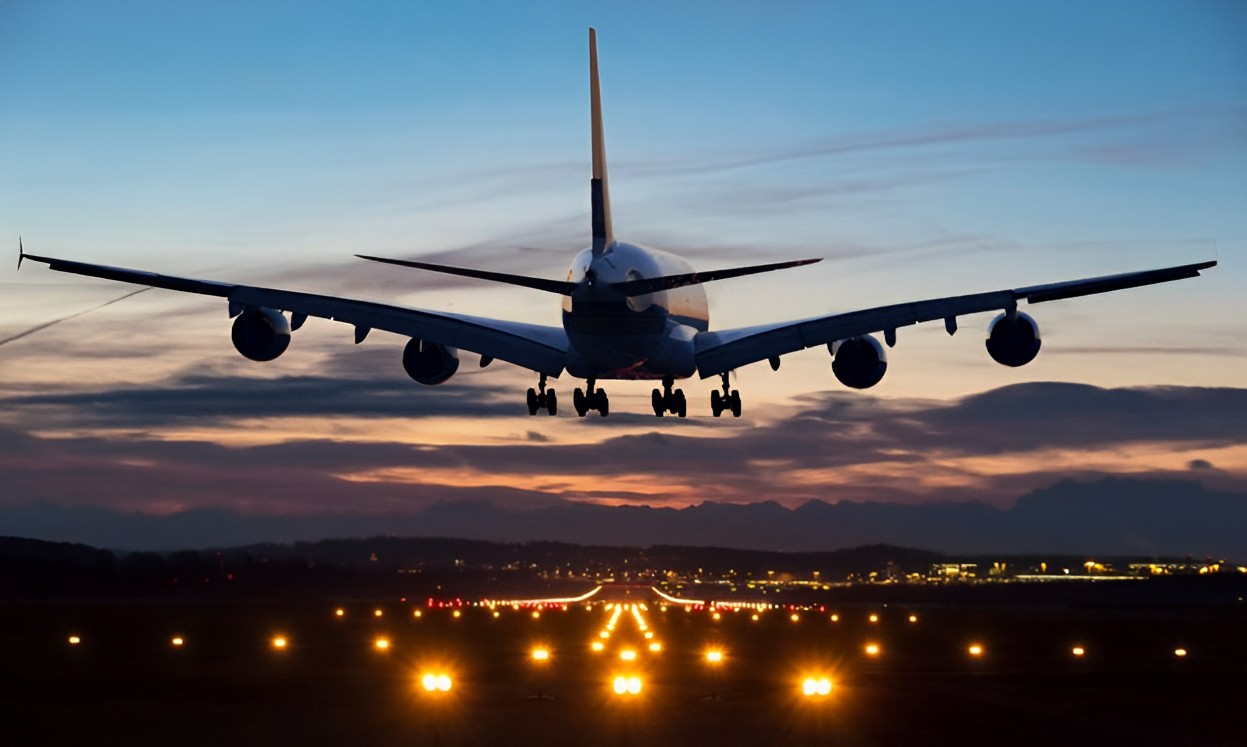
830 335 888 389
986 311 1041 367
402 338 460 385
231 307 291 362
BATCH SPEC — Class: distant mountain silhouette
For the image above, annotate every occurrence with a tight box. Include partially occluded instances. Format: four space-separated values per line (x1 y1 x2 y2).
0 477 1243 557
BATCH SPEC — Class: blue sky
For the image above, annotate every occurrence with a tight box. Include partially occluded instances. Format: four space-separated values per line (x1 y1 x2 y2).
0 1 1244 528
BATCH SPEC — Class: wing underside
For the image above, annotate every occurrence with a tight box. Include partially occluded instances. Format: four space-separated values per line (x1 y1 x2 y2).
22 253 569 376
695 260 1216 377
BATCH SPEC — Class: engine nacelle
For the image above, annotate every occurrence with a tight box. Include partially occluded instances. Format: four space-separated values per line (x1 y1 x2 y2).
986 311 1042 367
402 338 460 385
829 335 888 389
231 307 291 362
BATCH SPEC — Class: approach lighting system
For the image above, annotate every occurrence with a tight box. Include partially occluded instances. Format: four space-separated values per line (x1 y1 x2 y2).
864 643 881 657
705 649 724 664
801 677 833 697
374 637 391 652
531 647 550 662
620 649 637 662
591 641 605 652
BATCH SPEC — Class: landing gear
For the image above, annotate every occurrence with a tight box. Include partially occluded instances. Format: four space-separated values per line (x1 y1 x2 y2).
710 373 741 418
573 378 609 417
526 374 557 416
651 376 687 418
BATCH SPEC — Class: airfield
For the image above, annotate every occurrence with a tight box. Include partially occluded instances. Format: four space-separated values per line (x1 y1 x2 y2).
2 583 1243 746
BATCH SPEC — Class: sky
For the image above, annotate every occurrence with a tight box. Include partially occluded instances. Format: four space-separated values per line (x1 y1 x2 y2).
0 1 1245 538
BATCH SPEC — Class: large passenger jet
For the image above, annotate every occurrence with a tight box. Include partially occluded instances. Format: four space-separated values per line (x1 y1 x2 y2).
20 29 1215 419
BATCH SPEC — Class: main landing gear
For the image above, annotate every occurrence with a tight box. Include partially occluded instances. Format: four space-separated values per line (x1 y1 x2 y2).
710 372 742 418
526 374 557 416
574 378 609 417
651 376 687 418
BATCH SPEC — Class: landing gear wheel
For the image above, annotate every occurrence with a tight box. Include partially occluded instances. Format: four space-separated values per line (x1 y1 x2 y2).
527 387 540 416
729 390 742 418
710 390 723 417
674 389 687 418
652 389 665 417
596 389 609 417
574 388 588 417
546 389 558 416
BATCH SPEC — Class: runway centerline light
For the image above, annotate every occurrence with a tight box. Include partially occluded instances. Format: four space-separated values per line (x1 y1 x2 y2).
612 675 642 695
421 673 453 692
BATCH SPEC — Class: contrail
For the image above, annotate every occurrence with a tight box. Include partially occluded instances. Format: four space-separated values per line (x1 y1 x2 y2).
0 287 151 347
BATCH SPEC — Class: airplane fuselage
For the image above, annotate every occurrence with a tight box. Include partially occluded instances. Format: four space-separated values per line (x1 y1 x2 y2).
562 242 707 380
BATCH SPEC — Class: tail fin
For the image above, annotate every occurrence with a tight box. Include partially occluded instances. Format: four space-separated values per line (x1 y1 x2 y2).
589 28 613 255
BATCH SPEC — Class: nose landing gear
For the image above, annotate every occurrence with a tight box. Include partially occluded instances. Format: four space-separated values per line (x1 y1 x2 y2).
526 373 557 416
710 372 741 418
573 378 610 417
651 376 687 418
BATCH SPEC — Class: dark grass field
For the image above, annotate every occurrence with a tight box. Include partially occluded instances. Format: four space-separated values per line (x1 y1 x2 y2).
2 591 1244 746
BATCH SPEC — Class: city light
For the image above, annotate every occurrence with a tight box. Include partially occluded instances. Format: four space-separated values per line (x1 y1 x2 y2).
612 676 642 695
452 610 461 619
968 644 984 657
170 636 185 648
868 614 879 623
271 636 288 650
705 649 724 664
531 610 541 620
830 614 840 623
374 637 391 651
1174 648 1188 658
801 677 833 697
413 610 423 619
908 614 918 623
864 643 881 657
1071 645 1085 657
531 647 550 662
374 608 383 618
334 608 345 618
790 613 800 623
67 635 81 646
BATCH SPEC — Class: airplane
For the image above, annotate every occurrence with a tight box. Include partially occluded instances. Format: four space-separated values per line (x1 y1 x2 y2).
19 28 1216 419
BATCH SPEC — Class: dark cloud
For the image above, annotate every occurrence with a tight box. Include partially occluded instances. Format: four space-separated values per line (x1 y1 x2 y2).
1188 459 1215 471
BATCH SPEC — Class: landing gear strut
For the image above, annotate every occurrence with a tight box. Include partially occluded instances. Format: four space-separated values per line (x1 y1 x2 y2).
651 376 687 418
573 378 609 417
526 374 557 416
710 372 741 418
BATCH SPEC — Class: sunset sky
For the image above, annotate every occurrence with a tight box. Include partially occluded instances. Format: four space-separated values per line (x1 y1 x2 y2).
1 1 1244 534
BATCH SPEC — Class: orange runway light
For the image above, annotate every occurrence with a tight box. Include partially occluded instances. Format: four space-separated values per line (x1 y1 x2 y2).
413 610 423 619
531 610 541 620
868 614 879 623
830 614 840 623
374 609 383 618
712 612 721 621
801 677 833 697
67 635 82 646
790 613 800 623
648 642 662 653
1174 647 1188 658
908 614 918 623
374 637 391 651
452 610 461 619
334 608 345 618
591 641 605 652
271 636 288 650
612 675 642 695
620 649 637 662
968 643 984 657
751 614 759 622
1071 645 1085 657
531 647 550 662
170 636 185 648
421 673 453 692
864 643 881 657
705 649 724 664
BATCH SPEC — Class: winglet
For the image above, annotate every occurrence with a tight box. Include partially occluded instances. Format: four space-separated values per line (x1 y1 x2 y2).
589 27 613 255
17 236 24 270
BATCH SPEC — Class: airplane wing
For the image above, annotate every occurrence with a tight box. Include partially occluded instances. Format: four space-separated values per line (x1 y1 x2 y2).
694 260 1217 378
20 253 569 376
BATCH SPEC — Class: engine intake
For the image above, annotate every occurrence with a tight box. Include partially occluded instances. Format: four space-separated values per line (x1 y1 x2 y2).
403 338 460 385
986 311 1041 367
830 335 887 389
231 307 291 362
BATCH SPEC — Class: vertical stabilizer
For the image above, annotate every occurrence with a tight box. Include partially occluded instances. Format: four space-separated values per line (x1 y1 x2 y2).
589 28 613 255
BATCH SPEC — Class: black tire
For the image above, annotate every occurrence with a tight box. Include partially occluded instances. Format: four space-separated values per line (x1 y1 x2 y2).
526 388 539 416
710 390 723 417
598 390 609 417
546 390 557 416
675 390 687 418
730 390 742 418
652 389 664 417
574 388 587 417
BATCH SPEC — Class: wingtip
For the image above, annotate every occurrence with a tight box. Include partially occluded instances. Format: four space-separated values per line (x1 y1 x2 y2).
17 236 23 271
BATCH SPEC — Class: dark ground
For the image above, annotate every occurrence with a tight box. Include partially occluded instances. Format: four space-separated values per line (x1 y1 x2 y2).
1 585 1244 746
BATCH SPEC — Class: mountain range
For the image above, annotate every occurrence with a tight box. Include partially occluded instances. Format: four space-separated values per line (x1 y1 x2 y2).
1 477 1243 558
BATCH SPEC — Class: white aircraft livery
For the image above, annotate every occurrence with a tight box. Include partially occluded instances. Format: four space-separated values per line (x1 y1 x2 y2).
21 29 1216 419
